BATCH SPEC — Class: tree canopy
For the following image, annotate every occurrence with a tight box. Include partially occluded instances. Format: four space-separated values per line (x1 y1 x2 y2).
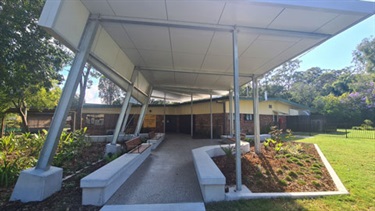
255 36 375 125
98 76 124 105
0 0 71 131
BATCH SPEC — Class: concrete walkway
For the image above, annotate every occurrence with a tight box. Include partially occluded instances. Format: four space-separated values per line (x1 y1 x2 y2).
105 133 221 206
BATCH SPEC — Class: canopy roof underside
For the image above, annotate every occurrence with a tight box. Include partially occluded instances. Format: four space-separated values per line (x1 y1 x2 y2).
39 0 375 103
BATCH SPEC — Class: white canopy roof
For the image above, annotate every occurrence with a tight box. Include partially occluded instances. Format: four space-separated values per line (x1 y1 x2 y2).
39 0 375 103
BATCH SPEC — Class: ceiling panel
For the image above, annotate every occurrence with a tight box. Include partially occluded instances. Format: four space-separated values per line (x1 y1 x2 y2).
107 0 167 20
138 50 173 68
102 23 135 49
315 14 365 34
219 3 283 28
195 75 221 87
201 55 232 71
123 49 145 66
166 0 225 24
81 0 114 16
239 57 268 73
207 31 258 56
170 28 214 54
241 39 296 59
269 8 338 32
174 72 198 86
124 24 171 51
172 53 205 70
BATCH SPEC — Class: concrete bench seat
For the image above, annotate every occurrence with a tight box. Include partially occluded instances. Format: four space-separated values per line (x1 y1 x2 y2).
125 136 151 153
147 133 165 150
192 142 250 202
80 144 151 206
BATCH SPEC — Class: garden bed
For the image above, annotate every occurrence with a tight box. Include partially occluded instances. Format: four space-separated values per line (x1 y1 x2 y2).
212 142 337 193
0 142 107 210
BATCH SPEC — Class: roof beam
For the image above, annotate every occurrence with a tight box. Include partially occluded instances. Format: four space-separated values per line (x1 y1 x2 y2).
93 15 330 39
155 85 227 95
138 67 254 78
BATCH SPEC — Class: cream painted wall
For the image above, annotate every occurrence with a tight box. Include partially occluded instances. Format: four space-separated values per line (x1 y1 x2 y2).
224 100 293 115
82 100 298 116
177 101 224 115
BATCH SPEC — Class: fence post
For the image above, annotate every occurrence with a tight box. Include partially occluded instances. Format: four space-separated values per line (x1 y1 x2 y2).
346 127 348 138
309 116 312 136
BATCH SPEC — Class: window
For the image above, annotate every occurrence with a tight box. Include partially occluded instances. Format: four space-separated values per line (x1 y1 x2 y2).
85 114 104 126
244 114 253 121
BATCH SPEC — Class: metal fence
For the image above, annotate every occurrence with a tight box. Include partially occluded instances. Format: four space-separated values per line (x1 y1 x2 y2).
286 115 375 139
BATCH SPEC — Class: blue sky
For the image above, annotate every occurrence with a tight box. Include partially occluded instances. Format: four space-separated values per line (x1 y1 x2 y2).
295 15 375 71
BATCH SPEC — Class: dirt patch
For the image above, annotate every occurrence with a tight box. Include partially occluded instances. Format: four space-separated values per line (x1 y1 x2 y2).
212 142 337 192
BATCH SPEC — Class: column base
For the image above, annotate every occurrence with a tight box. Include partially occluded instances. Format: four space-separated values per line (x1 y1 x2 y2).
10 166 62 202
105 143 122 156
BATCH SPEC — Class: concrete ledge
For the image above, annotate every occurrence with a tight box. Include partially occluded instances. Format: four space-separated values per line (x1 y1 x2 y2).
221 134 271 142
225 144 349 201
81 146 151 206
87 134 135 142
10 166 63 202
101 202 206 211
147 133 165 150
192 142 250 202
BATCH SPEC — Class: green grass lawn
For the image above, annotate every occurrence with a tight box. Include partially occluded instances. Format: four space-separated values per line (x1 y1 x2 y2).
206 134 375 211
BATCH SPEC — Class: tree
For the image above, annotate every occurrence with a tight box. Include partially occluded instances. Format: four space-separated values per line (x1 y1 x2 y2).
98 76 123 105
353 37 375 74
0 0 71 131
75 64 100 129
260 59 300 99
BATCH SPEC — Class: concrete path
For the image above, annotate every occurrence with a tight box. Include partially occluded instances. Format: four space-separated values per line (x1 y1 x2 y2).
106 133 221 205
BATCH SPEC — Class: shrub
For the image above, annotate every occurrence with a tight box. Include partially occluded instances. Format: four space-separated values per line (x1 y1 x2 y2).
0 128 89 188
279 179 288 186
220 145 235 159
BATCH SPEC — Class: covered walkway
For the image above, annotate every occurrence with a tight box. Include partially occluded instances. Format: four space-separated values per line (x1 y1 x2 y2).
106 133 220 206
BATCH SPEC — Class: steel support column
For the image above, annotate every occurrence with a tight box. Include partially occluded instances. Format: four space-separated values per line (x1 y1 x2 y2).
232 28 242 191
111 70 138 144
36 20 98 170
164 92 166 133
135 88 153 135
191 94 193 137
210 94 213 139
229 90 234 136
253 77 261 153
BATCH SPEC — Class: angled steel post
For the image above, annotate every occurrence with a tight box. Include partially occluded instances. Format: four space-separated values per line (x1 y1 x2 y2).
121 103 132 133
135 87 153 135
210 93 213 139
36 20 99 170
111 70 138 144
229 90 234 136
233 28 242 191
253 76 261 153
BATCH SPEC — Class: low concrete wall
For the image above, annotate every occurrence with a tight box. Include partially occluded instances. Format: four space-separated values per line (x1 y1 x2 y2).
147 133 165 150
192 142 250 202
220 134 271 142
80 145 151 206
86 134 135 143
